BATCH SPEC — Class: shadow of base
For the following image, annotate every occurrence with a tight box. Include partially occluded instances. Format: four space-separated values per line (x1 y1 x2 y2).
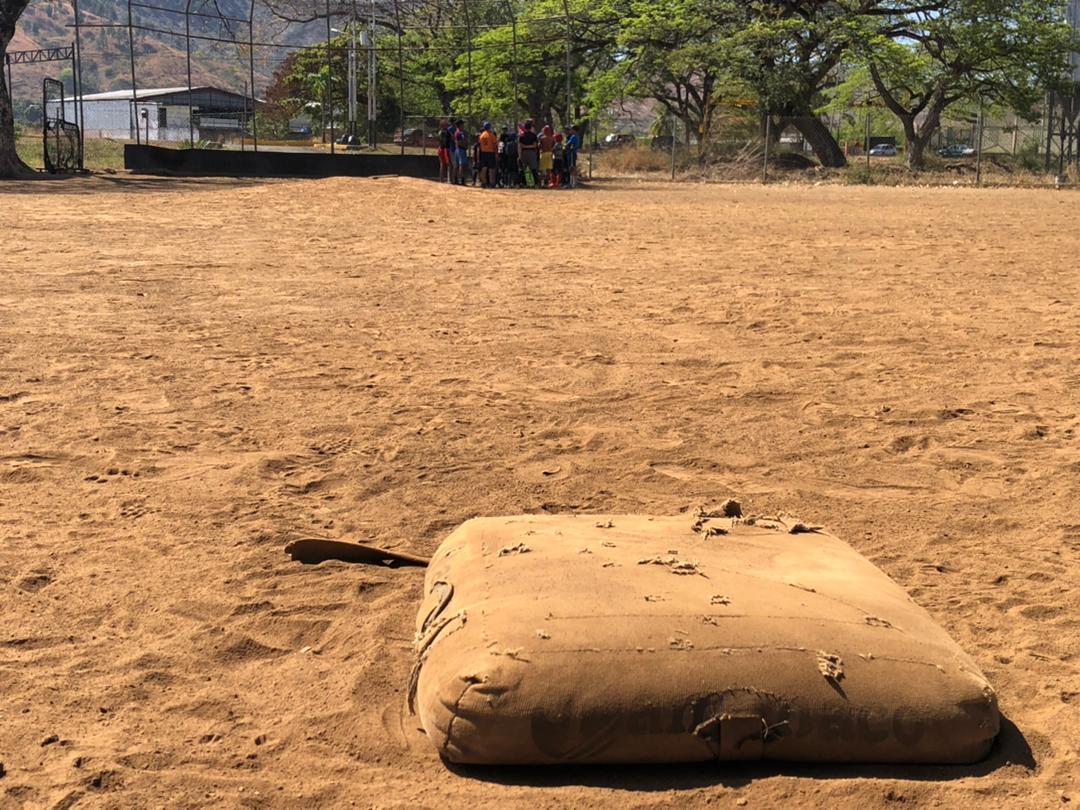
443 717 1033 792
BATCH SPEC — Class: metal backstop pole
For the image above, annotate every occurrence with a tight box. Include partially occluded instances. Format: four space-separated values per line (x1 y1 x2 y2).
563 0 571 127
185 0 194 145
507 1 519 131
127 0 140 144
463 0 473 122
368 0 376 147
249 0 258 151
243 82 248 151
69 44 79 142
327 0 335 154
395 0 404 155
72 0 85 169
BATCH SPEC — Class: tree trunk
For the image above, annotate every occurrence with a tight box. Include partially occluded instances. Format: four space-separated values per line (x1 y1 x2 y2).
867 63 948 172
893 113 925 170
907 132 932 170
791 115 846 168
1 1 34 179
908 91 947 171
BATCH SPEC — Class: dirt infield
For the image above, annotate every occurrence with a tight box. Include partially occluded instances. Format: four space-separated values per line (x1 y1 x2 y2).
0 176 1077 808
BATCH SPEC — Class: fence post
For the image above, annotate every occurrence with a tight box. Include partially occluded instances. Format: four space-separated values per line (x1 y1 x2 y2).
1058 97 1067 181
975 99 984 186
865 108 871 174
1045 91 1054 174
588 124 593 180
762 112 770 184
670 113 676 180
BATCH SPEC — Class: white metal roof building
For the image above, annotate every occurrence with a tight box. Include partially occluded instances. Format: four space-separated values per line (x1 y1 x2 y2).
48 86 260 142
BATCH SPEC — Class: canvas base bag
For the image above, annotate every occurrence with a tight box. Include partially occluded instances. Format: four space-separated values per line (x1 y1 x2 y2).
410 513 999 765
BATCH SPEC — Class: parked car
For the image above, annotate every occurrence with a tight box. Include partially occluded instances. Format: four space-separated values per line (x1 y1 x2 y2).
869 143 898 157
394 127 442 148
601 132 636 149
937 143 976 158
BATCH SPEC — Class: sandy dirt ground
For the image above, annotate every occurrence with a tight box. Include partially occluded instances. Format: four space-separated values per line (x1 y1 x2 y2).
0 175 1077 809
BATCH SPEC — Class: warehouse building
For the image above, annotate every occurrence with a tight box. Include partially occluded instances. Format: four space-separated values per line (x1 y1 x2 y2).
48 86 258 142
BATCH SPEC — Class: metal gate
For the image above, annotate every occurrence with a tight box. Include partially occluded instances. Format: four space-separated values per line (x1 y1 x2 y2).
43 77 81 174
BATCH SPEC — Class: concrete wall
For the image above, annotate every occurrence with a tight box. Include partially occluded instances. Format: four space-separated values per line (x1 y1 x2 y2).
125 144 439 179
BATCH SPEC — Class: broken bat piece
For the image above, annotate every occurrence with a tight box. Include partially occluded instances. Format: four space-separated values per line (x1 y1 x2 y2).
284 538 430 567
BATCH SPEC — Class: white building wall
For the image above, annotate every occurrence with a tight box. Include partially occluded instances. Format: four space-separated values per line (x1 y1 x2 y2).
47 99 196 142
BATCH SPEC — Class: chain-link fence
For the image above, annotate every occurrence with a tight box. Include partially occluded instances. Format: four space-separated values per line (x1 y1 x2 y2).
586 105 1080 188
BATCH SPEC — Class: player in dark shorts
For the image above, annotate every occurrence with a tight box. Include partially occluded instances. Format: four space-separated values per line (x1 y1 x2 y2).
452 120 469 186
551 132 565 188
499 126 519 187
437 119 453 183
518 121 540 187
565 124 581 188
478 122 499 188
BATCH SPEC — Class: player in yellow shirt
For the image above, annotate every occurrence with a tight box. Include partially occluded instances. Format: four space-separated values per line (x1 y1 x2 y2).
478 122 499 189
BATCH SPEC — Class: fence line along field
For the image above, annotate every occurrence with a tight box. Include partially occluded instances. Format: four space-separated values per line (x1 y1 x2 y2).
0 176 1077 808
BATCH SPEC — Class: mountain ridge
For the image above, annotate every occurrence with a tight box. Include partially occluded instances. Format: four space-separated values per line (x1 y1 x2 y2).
11 1 321 104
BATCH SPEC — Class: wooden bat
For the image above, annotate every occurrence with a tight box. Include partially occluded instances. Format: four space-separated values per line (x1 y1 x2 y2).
285 538 430 568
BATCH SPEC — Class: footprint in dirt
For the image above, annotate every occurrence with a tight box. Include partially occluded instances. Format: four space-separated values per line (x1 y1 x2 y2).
308 438 352 457
887 435 930 454
119 500 152 520
282 474 340 495
18 571 53 592
939 407 976 420
85 467 139 484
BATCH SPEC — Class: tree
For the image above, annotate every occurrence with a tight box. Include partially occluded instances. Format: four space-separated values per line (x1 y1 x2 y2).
862 0 1071 168
586 0 912 168
732 1 878 168
1 0 33 178
441 0 619 126
600 0 743 149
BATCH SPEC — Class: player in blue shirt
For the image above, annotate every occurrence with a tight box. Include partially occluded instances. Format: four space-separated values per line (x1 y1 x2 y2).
565 125 582 188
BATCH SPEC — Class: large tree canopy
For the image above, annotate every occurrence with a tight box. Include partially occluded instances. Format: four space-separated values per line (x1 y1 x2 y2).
860 0 1071 168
